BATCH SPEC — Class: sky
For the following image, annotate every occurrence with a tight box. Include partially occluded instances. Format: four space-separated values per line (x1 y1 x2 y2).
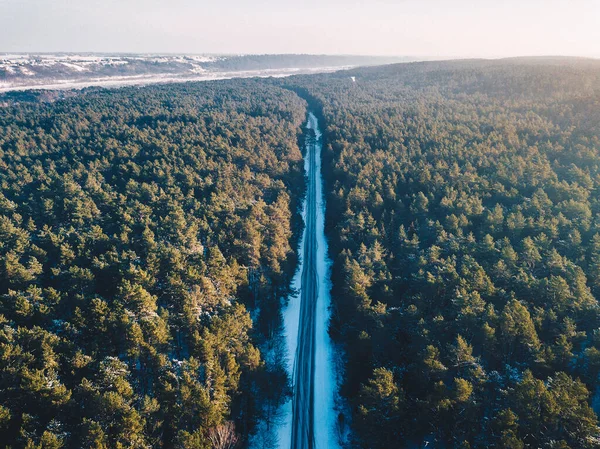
1 0 599 58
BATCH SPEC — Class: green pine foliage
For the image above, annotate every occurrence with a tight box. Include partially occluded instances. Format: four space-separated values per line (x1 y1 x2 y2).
0 80 306 448
3 57 600 448
285 58 600 448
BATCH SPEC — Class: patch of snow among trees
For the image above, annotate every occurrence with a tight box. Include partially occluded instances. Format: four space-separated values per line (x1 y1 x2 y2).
61 62 88 72
19 67 35 76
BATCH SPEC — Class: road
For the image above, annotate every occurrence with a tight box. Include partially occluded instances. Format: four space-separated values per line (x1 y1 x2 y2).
291 114 320 449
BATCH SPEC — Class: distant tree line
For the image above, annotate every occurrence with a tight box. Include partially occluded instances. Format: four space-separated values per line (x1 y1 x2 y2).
205 54 408 72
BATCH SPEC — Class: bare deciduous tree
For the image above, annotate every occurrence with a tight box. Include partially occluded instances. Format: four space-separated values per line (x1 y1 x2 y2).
208 421 239 449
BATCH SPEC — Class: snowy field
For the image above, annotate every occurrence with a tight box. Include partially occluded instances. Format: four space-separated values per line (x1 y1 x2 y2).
0 66 351 93
0 53 417 93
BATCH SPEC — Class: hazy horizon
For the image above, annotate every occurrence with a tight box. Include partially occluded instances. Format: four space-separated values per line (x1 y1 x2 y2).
2 51 599 61
1 0 599 59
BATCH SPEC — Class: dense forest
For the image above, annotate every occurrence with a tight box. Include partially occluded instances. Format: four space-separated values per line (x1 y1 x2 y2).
0 81 307 448
285 58 600 448
3 57 600 449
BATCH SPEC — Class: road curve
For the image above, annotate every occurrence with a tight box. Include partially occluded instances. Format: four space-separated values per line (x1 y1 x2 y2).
291 113 321 449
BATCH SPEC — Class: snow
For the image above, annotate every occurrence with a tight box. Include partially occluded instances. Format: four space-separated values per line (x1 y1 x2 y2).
268 113 341 449
61 62 88 72
311 112 342 449
189 65 207 74
19 67 35 76
0 53 355 92
189 55 218 63
272 136 308 449
67 55 103 63
103 59 129 66
0 66 350 93
0 54 29 60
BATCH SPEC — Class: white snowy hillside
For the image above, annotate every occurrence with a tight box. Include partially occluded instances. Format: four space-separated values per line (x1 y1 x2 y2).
0 53 414 92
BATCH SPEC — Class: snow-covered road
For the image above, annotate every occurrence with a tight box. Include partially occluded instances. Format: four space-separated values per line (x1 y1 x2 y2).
277 112 340 449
